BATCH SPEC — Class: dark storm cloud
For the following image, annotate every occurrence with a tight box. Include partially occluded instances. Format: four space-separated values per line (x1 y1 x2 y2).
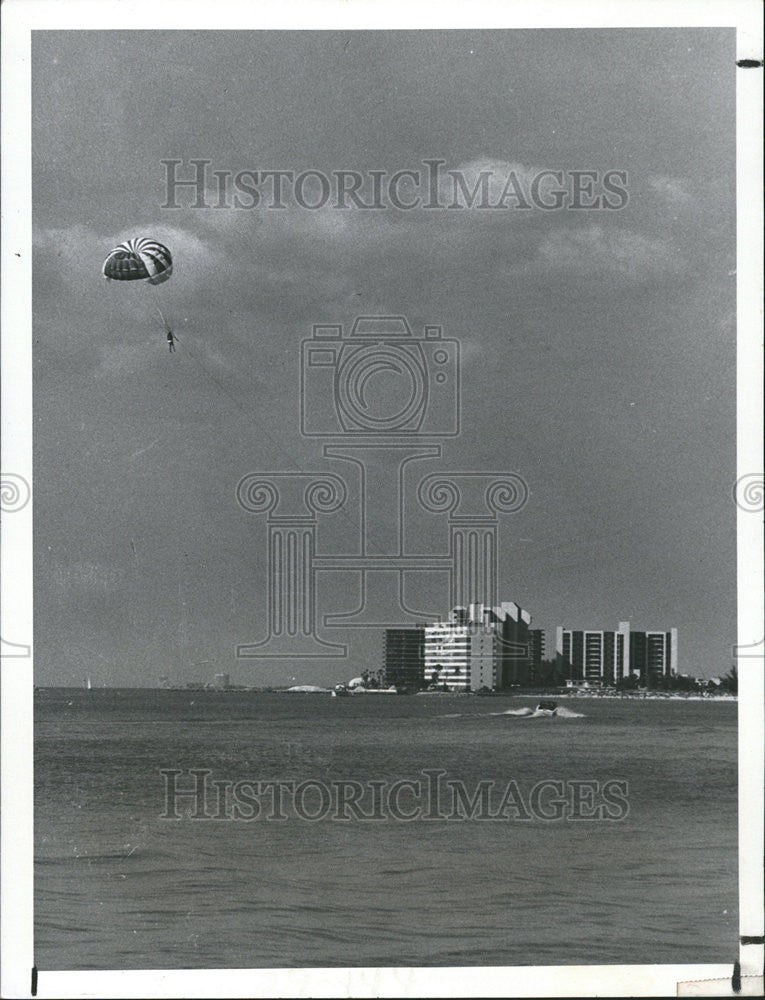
32 29 736 685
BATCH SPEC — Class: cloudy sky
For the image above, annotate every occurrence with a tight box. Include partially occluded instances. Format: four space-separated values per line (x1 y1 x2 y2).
32 28 736 686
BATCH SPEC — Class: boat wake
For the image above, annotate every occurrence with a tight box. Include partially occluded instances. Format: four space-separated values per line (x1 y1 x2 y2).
492 706 586 719
444 706 586 719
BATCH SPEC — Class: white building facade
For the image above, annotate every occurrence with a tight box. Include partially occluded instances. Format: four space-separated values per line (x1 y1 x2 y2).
555 620 678 686
424 602 533 691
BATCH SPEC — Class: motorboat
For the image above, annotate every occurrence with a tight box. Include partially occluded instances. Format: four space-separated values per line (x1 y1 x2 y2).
535 700 558 716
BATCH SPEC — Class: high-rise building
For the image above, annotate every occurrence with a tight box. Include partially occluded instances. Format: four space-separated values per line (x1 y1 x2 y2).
382 628 425 690
625 623 678 685
555 627 624 685
497 602 534 687
555 621 677 686
423 611 472 690
528 628 545 683
424 602 533 691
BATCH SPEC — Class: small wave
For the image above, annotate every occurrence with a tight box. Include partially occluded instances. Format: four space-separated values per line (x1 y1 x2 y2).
439 712 493 718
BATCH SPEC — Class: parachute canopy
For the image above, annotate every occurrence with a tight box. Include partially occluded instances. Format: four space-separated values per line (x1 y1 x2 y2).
102 237 172 285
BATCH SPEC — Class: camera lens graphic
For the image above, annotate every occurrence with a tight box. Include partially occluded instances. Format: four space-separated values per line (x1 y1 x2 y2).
336 345 427 431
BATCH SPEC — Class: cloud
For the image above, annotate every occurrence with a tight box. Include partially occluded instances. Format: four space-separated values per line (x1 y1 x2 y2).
92 338 155 378
33 164 703 383
34 219 250 378
435 158 540 213
33 222 99 255
175 162 694 293
50 559 125 592
646 174 693 206
534 224 688 282
34 221 224 288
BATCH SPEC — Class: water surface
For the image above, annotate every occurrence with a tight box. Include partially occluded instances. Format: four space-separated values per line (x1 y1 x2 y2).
35 689 737 969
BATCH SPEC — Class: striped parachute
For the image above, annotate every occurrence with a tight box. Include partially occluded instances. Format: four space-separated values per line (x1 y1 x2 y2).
102 237 173 285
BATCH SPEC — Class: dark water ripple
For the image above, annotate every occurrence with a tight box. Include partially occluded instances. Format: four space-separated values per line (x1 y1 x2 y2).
35 689 737 969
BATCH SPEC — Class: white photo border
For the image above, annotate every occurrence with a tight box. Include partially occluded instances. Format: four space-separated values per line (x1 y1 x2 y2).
2 1 762 997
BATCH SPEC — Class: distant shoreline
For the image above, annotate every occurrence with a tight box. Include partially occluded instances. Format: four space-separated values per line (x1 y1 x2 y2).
34 685 737 702
526 691 737 702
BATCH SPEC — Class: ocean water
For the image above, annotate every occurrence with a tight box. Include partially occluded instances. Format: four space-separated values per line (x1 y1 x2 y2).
35 689 738 970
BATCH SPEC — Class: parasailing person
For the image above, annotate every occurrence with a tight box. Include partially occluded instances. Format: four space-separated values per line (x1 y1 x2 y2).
102 236 175 349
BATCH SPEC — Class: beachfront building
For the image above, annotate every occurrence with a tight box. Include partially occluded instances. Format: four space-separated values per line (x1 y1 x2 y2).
423 611 472 690
498 602 535 687
626 625 679 685
555 621 678 686
424 602 534 691
382 628 425 690
528 628 545 684
555 627 625 686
